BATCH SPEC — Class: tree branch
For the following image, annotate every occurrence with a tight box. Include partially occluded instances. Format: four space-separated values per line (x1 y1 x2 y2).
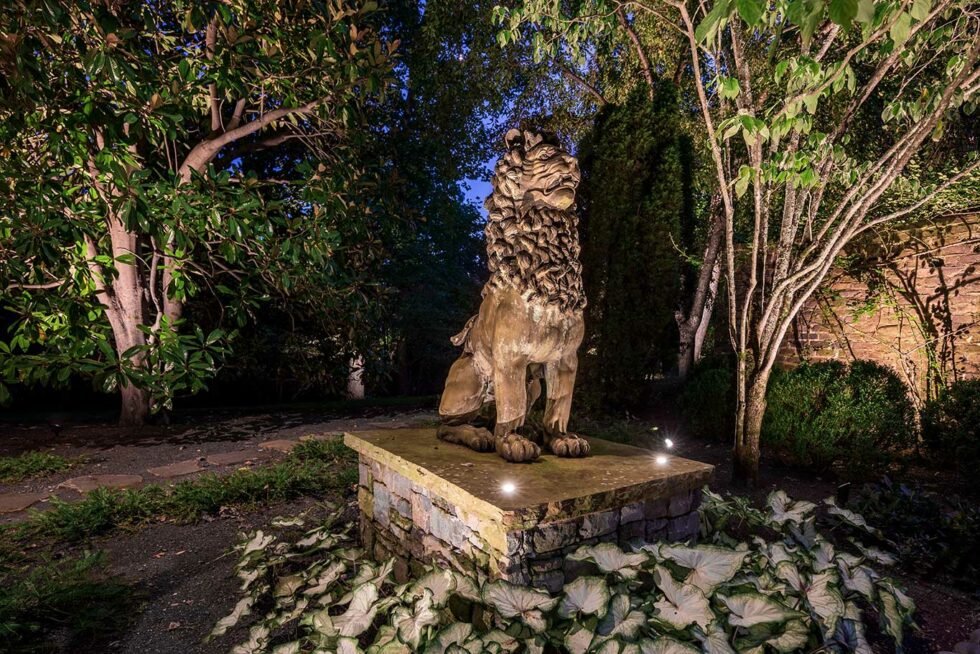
616 6 655 100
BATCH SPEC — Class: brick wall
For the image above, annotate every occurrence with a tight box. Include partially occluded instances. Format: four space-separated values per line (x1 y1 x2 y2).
778 215 980 404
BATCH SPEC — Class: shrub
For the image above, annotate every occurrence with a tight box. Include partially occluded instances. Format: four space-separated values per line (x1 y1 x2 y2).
679 360 733 441
0 551 132 652
852 477 980 595
920 379 980 473
213 490 915 654
763 360 916 475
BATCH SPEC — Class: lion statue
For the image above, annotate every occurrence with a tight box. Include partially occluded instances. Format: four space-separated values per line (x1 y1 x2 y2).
437 128 590 463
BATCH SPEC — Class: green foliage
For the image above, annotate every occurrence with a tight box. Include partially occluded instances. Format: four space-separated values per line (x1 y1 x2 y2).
920 379 980 473
0 451 74 483
853 477 980 595
679 361 734 441
763 361 917 475
0 551 132 653
214 489 914 653
3 439 356 546
578 87 695 410
0 0 392 414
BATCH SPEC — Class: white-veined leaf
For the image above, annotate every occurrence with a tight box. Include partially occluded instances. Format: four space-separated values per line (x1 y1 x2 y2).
334 583 379 637
558 576 611 619
718 592 805 627
423 622 473 654
567 543 649 579
823 497 882 537
392 588 440 648
410 569 457 607
482 579 558 633
805 571 845 634
597 594 647 640
659 544 748 593
766 619 810 652
767 491 816 525
638 637 700 654
694 622 737 654
652 565 713 630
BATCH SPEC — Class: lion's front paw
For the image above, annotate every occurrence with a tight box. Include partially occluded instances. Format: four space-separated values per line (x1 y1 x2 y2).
549 433 591 458
496 433 541 463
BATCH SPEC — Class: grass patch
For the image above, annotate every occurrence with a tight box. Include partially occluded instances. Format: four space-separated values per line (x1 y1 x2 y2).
3 439 357 547
0 551 133 653
0 452 74 483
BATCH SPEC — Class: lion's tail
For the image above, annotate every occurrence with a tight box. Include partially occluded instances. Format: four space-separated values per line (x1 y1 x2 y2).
450 315 477 347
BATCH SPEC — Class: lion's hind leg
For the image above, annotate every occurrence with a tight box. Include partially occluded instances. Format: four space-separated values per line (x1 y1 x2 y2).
438 355 494 452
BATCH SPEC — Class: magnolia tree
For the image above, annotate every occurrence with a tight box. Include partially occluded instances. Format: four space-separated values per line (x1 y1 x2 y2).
0 0 393 424
499 0 980 484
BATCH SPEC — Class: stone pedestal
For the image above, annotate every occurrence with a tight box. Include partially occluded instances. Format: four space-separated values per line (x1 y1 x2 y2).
344 429 713 591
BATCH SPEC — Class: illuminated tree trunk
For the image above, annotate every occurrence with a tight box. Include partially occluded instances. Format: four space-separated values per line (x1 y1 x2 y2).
733 369 769 486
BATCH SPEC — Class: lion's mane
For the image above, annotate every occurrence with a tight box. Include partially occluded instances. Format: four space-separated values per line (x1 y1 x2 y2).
482 139 586 314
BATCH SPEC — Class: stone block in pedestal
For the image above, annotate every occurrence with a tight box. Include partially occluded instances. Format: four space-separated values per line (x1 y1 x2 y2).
344 429 713 592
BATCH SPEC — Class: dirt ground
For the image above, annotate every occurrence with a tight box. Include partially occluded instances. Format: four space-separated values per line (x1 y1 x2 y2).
2 405 977 653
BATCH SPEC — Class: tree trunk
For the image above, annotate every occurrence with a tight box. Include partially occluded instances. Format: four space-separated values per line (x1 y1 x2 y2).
733 369 769 487
119 382 151 427
676 197 724 379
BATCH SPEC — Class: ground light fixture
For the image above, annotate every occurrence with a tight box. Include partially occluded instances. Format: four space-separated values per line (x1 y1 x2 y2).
500 481 517 495
655 454 669 466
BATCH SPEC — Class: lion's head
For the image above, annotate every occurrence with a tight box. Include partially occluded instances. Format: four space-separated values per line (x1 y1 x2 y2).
483 129 586 313
485 129 581 212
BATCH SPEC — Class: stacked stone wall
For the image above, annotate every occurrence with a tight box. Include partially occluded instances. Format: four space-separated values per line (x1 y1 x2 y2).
356 455 702 592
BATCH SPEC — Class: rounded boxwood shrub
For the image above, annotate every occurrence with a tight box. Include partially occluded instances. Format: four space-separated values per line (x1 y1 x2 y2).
921 379 980 473
763 360 916 476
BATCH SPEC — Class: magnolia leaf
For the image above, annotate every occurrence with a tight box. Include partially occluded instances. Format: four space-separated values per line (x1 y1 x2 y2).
559 576 611 619
766 619 810 652
597 594 647 640
638 637 700 654
567 543 648 579
393 589 440 648
423 622 473 654
334 583 379 637
271 516 305 528
659 544 748 593
652 566 713 630
767 491 816 526
719 593 805 627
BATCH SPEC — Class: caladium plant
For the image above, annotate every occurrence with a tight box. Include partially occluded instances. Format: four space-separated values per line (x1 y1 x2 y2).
213 491 915 653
